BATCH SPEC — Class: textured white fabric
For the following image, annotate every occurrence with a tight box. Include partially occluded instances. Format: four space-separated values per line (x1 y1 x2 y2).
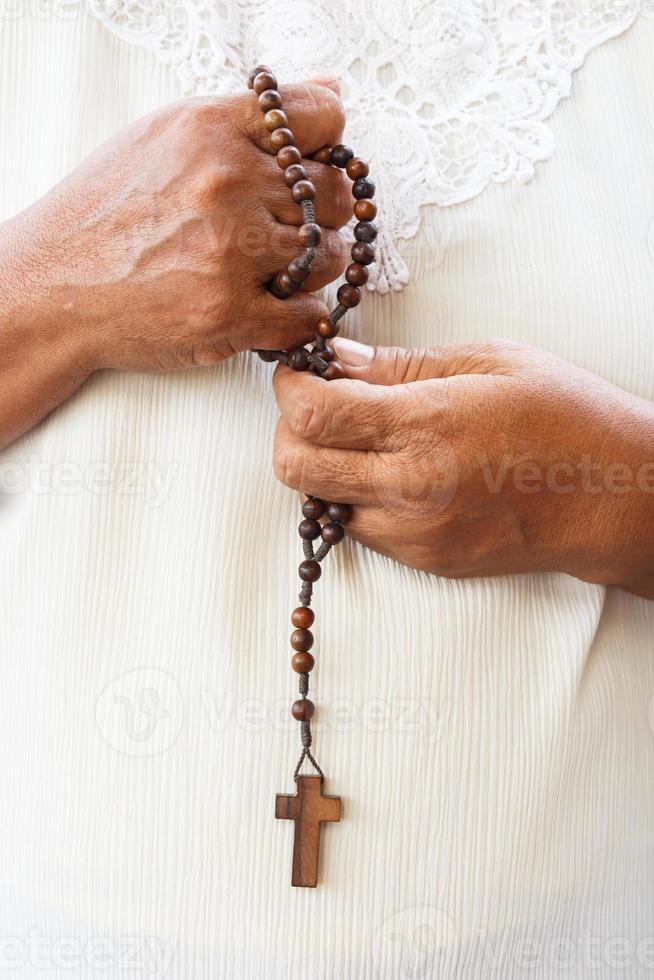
0 7 654 980
12 0 652 292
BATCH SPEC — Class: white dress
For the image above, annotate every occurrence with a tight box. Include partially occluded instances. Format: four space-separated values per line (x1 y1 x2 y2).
0 4 653 977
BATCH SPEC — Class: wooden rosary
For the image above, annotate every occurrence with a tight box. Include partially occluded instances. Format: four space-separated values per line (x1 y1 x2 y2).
248 65 376 887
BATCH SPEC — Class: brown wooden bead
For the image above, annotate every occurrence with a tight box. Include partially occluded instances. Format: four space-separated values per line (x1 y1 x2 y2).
298 518 321 539
322 362 344 380
258 89 283 111
264 109 288 132
270 128 295 151
292 698 315 721
291 628 314 652
277 145 302 169
287 257 311 283
270 273 294 299
326 502 352 524
337 283 360 308
354 198 377 221
253 71 278 95
316 315 339 338
291 179 316 203
312 145 333 165
302 498 325 520
345 262 369 286
299 560 321 582
346 157 369 180
291 606 315 629
298 222 322 247
354 220 378 243
282 270 300 291
291 651 315 673
288 346 310 371
351 241 375 265
321 521 345 544
331 144 354 168
248 64 271 88
284 164 307 187
257 349 277 362
352 176 376 199
321 345 335 361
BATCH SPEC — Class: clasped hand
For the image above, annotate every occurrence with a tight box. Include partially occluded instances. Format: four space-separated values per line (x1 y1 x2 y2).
273 338 654 598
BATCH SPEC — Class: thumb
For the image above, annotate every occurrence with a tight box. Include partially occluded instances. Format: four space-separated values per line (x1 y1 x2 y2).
329 338 450 385
331 337 521 385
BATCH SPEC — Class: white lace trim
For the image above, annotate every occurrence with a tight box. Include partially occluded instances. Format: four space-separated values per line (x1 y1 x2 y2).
76 2 653 290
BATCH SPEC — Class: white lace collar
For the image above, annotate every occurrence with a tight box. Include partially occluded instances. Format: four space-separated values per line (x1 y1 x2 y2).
27 0 654 290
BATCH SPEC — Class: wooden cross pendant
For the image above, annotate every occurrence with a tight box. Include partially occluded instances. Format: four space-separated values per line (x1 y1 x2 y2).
275 775 341 887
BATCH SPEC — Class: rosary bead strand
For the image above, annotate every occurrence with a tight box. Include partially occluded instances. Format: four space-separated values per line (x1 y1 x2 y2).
248 67 375 787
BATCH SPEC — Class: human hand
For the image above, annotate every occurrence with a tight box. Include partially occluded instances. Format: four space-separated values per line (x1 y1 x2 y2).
272 338 654 598
0 80 350 374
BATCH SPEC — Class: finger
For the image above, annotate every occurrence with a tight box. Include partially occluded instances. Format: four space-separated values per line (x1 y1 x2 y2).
267 159 352 229
273 363 408 451
306 76 341 97
273 419 378 505
255 224 347 291
331 338 525 385
239 80 345 157
342 504 399 559
249 290 328 351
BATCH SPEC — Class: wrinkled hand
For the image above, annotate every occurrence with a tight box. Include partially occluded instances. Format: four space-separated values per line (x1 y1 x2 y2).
273 338 654 597
0 80 350 373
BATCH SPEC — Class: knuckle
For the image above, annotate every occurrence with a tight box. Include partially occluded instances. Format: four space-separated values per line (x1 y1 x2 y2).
290 83 346 148
317 85 346 133
273 438 304 489
193 165 242 206
300 83 345 127
478 338 515 361
175 99 222 138
321 231 348 278
263 305 322 351
373 345 416 384
290 384 328 442
414 347 439 375
309 169 351 230
467 337 522 371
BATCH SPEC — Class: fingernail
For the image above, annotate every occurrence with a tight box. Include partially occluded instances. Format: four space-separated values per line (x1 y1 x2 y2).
332 337 373 366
